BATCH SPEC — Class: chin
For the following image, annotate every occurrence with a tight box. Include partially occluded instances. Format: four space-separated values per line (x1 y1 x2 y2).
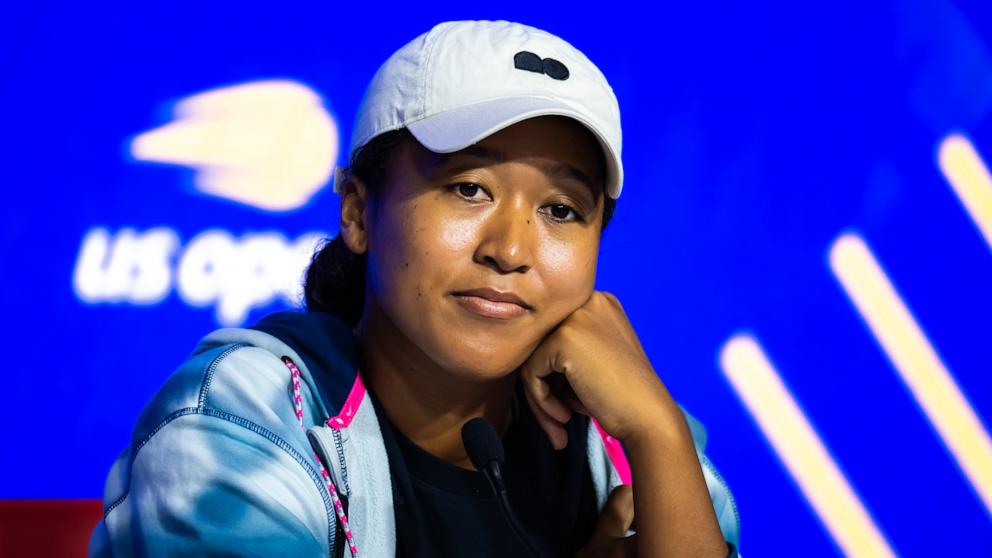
432 336 533 383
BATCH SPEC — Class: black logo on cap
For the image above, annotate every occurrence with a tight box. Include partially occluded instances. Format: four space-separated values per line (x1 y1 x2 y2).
513 51 569 81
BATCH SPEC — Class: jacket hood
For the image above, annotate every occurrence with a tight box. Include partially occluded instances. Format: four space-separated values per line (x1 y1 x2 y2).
249 310 361 417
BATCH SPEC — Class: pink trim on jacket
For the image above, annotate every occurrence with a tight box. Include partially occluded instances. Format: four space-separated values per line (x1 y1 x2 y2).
325 374 633 485
592 418 632 485
327 371 366 430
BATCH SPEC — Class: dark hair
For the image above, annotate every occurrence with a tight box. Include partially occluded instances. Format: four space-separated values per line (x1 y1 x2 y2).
303 128 618 326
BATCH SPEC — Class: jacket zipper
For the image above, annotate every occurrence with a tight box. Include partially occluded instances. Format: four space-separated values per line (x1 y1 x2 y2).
307 426 352 558
331 427 350 496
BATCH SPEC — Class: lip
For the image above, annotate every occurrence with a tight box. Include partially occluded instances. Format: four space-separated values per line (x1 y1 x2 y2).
451 287 532 320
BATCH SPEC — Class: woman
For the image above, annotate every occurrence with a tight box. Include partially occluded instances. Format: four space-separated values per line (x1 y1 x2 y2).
91 20 740 558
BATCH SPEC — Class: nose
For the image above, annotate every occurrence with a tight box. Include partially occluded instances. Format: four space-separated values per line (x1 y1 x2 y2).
474 196 535 274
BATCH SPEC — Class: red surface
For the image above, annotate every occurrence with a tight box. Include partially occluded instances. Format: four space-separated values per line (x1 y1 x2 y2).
0 500 102 558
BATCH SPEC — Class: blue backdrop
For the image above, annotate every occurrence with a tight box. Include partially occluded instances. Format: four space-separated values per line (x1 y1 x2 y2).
3 1 991 556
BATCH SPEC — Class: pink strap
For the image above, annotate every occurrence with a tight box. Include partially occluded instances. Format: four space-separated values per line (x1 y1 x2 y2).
327 371 366 430
592 418 632 485
282 357 359 558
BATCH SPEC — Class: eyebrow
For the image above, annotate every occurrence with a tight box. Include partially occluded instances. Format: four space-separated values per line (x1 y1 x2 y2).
434 145 601 202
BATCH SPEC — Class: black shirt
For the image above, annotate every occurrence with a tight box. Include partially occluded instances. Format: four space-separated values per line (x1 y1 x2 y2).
368 378 599 557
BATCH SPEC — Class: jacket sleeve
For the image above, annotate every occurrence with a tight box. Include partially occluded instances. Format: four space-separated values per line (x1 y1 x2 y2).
89 408 335 557
679 406 742 557
590 406 742 556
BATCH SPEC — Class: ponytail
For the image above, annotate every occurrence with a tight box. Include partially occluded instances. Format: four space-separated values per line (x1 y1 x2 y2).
303 234 367 326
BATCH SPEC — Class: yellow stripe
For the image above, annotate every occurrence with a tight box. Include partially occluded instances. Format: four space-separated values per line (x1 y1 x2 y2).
938 134 992 251
720 334 897 557
830 233 992 518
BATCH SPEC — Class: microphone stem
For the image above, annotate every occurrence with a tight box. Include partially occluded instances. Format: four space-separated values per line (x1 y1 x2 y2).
482 466 542 558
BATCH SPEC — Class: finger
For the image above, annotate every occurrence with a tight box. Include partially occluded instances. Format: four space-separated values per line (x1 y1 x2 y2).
549 375 590 416
522 364 572 424
523 384 569 450
536 379 573 424
560 389 590 416
591 485 635 540
519 332 559 381
519 333 574 422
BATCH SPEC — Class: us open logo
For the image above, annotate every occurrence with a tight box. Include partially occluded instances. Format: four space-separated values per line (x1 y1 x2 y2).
72 80 335 326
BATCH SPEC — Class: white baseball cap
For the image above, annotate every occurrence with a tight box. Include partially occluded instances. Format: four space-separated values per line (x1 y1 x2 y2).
335 20 624 199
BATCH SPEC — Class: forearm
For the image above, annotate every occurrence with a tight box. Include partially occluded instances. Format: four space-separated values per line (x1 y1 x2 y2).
626 411 728 558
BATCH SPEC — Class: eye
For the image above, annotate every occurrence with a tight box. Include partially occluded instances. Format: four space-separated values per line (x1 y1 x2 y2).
542 203 585 223
450 182 491 201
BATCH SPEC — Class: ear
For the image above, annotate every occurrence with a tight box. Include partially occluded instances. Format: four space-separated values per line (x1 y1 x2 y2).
339 174 371 255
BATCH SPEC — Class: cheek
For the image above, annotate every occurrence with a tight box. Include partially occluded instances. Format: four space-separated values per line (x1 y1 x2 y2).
538 234 598 295
438 212 479 252
540 236 580 275
409 204 482 278
368 201 478 308
366 205 422 305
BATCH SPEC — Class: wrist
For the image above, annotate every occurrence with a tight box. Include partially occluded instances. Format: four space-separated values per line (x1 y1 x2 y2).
622 405 694 454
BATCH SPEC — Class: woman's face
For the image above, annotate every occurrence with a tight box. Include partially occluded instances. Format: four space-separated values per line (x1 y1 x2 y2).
356 115 606 382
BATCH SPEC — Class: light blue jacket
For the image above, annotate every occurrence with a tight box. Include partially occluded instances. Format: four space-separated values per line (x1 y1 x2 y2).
89 311 741 557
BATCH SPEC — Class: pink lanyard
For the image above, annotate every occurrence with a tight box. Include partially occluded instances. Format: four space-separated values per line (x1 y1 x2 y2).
283 356 359 558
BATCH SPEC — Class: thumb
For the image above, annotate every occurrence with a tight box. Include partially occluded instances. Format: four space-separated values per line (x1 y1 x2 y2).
592 484 635 539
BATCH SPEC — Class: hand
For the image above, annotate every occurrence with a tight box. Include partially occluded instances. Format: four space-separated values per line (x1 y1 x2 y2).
525 292 728 558
520 290 683 450
575 485 637 558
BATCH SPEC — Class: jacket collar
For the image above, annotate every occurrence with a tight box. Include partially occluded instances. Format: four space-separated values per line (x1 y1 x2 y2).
249 310 360 421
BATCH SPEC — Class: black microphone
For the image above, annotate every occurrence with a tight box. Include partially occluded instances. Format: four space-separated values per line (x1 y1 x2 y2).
461 417 543 558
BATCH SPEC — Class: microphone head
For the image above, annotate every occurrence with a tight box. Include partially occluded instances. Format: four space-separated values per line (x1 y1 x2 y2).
461 417 505 471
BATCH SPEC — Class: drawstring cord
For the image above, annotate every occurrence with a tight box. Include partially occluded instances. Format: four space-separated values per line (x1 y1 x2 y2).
283 356 360 558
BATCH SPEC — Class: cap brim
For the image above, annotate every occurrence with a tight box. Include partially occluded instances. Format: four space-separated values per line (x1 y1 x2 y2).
406 96 622 199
